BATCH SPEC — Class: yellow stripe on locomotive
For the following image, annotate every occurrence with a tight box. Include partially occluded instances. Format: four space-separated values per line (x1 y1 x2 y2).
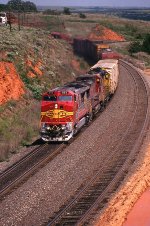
41 109 73 119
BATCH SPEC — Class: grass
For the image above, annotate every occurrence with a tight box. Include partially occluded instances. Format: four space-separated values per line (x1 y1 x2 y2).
0 101 40 161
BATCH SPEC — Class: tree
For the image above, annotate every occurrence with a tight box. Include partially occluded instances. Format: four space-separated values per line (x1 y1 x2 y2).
22 1 37 12
0 4 8 11
7 0 22 10
7 0 37 12
142 34 150 54
128 41 142 55
79 13 86 19
63 7 71 15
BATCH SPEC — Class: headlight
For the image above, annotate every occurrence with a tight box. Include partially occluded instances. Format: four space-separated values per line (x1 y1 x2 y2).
41 123 46 129
61 125 66 130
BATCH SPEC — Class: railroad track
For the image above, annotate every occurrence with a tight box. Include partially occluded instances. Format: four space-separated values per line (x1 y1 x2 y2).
0 142 66 200
46 60 150 226
0 93 109 201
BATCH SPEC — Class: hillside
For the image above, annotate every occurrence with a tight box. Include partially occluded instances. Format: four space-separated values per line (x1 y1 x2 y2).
0 24 89 160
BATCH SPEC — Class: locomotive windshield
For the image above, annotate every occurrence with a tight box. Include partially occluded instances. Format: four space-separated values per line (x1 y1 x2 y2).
58 96 72 101
43 95 57 101
43 95 72 102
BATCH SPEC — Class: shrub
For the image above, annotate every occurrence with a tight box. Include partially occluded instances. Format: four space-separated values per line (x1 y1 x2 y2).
63 7 71 15
27 84 43 100
142 34 150 54
79 13 86 19
128 41 142 55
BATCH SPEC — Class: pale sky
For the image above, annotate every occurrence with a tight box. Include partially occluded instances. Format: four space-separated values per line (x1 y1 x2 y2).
0 0 150 7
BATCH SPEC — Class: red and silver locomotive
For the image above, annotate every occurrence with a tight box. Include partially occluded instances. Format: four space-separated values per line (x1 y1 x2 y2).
40 59 119 141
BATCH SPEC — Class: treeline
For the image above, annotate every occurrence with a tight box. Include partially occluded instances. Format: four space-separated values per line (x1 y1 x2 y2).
129 34 150 55
0 4 7 11
0 0 37 12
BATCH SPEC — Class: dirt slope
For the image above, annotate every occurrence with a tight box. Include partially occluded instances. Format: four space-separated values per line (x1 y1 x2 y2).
88 25 125 41
0 62 24 105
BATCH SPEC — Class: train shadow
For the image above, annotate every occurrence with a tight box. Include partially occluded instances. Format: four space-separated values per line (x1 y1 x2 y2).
25 138 45 147
25 139 65 147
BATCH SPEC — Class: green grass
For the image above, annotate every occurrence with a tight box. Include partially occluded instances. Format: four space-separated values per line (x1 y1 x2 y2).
0 101 40 161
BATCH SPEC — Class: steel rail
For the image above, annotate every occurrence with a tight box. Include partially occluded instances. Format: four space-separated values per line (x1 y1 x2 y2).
0 143 66 200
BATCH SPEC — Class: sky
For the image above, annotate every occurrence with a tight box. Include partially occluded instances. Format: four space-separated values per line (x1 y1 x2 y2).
0 0 150 7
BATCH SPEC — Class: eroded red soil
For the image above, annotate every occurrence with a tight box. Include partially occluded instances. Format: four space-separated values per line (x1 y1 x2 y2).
26 59 43 78
123 188 150 226
0 62 25 105
88 25 125 41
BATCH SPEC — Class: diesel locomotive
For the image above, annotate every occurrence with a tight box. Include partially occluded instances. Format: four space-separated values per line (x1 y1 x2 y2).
40 59 119 141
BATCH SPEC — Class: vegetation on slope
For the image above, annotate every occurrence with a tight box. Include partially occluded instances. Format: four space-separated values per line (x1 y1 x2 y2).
0 24 88 161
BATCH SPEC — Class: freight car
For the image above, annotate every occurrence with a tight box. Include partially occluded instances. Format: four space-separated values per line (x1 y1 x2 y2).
90 59 119 95
40 59 119 142
73 38 120 61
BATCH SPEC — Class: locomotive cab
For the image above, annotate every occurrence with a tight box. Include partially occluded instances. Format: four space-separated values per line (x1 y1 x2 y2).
76 74 105 113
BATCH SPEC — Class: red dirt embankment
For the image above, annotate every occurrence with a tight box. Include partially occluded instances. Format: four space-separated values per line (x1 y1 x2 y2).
26 59 43 78
0 62 25 105
88 25 125 41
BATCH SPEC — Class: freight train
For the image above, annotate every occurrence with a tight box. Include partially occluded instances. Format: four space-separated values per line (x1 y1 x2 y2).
40 59 119 142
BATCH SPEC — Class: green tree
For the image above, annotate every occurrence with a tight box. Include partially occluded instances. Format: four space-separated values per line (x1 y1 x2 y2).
7 0 37 11
0 4 8 11
7 0 22 10
128 41 142 55
22 1 37 12
79 13 86 19
63 7 71 15
142 34 150 54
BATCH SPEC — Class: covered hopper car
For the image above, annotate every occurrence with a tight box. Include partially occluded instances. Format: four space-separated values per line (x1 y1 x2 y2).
90 59 119 95
40 59 119 142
